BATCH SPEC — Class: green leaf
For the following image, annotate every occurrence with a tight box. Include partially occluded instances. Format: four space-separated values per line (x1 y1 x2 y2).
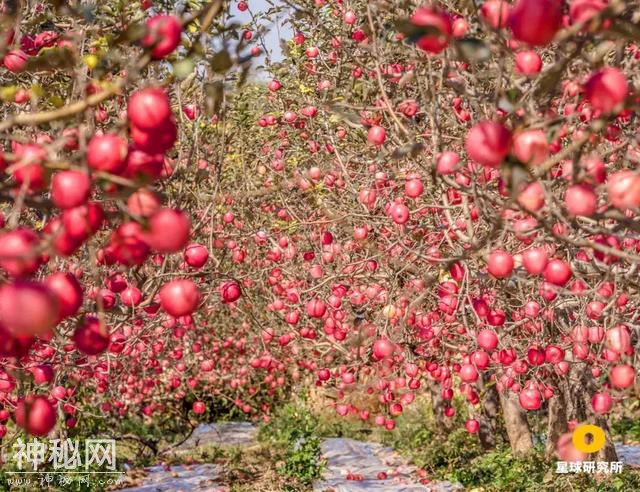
173 59 195 79
49 95 65 108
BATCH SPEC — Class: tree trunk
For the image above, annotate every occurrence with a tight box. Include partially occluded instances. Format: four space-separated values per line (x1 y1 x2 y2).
594 414 618 462
546 363 618 461
500 390 533 456
429 381 453 434
546 383 567 459
477 373 499 449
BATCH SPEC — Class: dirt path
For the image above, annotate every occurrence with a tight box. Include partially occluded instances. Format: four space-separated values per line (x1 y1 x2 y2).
313 437 462 491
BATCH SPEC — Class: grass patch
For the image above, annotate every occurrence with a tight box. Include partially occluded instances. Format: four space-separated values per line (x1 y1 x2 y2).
259 402 326 487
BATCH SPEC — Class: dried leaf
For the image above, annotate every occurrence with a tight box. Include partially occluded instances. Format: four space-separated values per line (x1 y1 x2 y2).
608 19 640 42
191 41 206 57
398 71 415 87
279 38 291 58
498 87 521 113
237 66 250 88
204 81 224 116
293 9 310 20
329 105 362 126
391 143 425 160
501 158 533 200
210 50 233 73
111 23 146 45
395 19 442 43
26 47 76 71
455 37 491 63
534 59 568 99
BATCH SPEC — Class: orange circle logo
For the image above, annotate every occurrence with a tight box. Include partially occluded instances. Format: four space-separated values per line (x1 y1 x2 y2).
572 424 606 454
